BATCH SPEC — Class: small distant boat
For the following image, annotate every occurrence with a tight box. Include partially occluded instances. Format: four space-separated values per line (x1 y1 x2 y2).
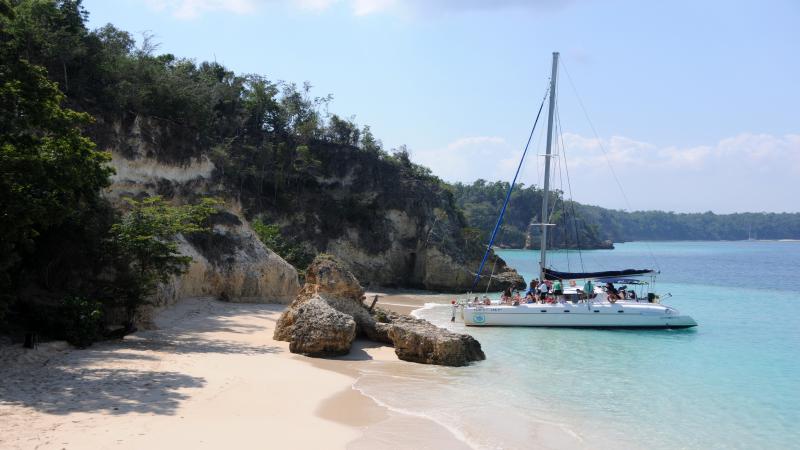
461 52 697 329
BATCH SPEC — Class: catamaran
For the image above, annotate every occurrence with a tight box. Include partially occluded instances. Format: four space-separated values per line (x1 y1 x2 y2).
460 52 697 329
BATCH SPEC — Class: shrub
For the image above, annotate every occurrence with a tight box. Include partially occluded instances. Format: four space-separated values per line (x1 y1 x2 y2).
61 296 103 348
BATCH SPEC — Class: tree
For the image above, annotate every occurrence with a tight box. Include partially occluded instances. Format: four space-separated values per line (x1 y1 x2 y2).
0 1 113 299
109 196 218 330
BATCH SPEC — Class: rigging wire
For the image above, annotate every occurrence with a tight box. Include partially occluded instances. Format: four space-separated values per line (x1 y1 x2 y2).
556 104 586 272
551 100 570 271
559 58 661 272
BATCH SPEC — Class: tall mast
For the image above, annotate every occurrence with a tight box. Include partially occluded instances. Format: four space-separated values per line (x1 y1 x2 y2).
539 52 559 280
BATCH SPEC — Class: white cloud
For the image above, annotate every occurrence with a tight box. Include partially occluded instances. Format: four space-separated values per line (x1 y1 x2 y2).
141 0 574 19
412 136 512 182
292 0 339 13
351 0 396 16
415 132 800 213
144 0 259 19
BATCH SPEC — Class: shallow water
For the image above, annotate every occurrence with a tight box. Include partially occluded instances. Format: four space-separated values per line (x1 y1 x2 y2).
355 241 800 449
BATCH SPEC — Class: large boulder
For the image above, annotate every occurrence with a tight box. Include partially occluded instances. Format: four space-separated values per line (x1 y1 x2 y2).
275 255 485 366
363 308 485 366
286 296 356 356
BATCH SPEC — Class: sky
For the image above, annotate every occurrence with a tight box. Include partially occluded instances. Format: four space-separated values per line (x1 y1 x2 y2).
82 0 800 213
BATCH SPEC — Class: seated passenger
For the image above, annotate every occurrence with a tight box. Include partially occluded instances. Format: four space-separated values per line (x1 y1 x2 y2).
501 287 512 304
606 282 621 303
483 295 491 305
525 292 534 303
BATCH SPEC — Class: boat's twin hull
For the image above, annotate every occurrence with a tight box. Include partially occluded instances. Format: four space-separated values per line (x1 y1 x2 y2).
463 302 697 329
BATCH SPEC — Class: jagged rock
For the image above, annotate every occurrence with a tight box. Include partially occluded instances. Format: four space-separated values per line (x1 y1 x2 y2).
364 308 485 366
303 254 364 301
275 256 485 366
286 296 356 356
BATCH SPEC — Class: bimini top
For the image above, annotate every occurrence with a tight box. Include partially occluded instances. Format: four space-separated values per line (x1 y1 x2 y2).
543 268 655 281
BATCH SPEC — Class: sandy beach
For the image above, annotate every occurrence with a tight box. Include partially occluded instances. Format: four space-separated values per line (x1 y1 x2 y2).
0 294 467 450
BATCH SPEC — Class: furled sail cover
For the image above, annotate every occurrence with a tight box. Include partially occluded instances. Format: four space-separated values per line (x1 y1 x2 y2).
543 268 655 281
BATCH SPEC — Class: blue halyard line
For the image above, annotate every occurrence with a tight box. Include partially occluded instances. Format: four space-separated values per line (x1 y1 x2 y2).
470 89 549 291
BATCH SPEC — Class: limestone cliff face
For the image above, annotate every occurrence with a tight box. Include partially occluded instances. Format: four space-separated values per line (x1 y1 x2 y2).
99 116 300 317
94 114 523 294
250 143 526 292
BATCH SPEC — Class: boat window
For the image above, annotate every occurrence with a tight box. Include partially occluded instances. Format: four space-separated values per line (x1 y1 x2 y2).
540 310 547 313
618 310 624 313
564 310 570 313
593 310 600 313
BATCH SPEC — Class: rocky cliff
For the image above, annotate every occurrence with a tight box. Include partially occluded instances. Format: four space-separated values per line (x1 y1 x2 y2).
94 114 524 294
274 256 485 366
99 117 300 320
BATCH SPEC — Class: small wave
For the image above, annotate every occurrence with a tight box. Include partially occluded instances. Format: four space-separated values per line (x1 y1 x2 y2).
410 302 447 318
351 382 479 450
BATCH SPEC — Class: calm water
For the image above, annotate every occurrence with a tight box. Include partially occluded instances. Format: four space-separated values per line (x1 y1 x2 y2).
355 241 800 449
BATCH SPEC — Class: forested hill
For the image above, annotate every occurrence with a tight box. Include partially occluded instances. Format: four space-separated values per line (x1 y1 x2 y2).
576 206 800 242
452 180 800 246
1 0 523 306
451 181 613 250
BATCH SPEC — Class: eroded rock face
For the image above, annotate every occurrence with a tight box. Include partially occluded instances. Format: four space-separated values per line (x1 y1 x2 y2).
103 139 300 328
274 256 485 366
325 232 525 293
286 297 356 356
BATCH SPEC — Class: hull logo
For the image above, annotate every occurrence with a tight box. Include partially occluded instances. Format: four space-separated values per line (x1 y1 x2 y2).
473 314 486 324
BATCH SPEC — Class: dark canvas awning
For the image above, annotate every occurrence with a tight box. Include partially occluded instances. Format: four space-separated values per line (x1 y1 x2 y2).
543 268 655 281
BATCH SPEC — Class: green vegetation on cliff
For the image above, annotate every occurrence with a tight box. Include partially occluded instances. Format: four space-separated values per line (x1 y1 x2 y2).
2 0 492 290
0 0 221 342
1 0 504 340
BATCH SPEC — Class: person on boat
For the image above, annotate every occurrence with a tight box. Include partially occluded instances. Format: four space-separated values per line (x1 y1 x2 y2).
606 282 621 303
580 279 595 300
537 281 549 303
472 296 480 305
528 279 540 301
483 295 491 305
553 279 563 302
512 290 522 306
501 287 512 304
526 279 538 295
524 292 535 303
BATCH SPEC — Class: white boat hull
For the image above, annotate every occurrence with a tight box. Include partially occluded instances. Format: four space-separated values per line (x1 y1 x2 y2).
462 301 697 329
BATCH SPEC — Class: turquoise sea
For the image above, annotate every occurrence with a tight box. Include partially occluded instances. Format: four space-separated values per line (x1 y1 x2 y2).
355 241 800 449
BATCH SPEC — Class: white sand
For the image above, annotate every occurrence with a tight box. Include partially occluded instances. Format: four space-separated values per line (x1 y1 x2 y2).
0 298 369 449
0 295 476 450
